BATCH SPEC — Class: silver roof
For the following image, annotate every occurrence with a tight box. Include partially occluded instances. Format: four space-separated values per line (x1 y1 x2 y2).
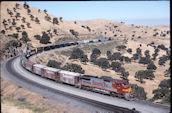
59 70 80 76
44 66 60 72
33 64 46 68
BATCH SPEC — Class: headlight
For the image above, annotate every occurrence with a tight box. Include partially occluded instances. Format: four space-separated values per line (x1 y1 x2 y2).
123 88 132 92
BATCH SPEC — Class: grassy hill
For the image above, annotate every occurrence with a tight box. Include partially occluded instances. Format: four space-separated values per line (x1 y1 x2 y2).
1 1 170 105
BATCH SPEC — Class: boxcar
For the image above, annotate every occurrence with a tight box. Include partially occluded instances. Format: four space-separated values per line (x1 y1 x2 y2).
25 61 35 72
33 64 46 76
92 39 99 43
50 45 56 49
44 46 51 51
37 47 44 53
43 66 61 81
89 40 94 43
78 40 89 45
59 70 81 86
54 44 60 49
63 43 71 47
100 38 109 42
69 42 76 46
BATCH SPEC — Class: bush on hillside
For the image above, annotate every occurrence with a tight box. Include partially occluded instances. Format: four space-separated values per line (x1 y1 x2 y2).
136 47 142 57
94 58 110 70
1 30 5 34
47 60 61 69
111 62 122 70
144 50 150 58
151 79 170 104
62 63 85 74
34 35 41 40
106 51 112 60
5 40 19 49
164 67 170 77
90 54 98 63
53 18 59 25
80 55 89 64
116 45 126 51
132 53 139 60
135 70 155 83
20 31 30 43
26 23 31 28
92 48 101 56
45 15 51 22
40 32 50 44
8 33 18 39
35 17 40 24
158 55 170 66
69 29 79 37
124 56 131 63
59 17 63 22
69 48 84 59
147 63 157 70
157 44 168 51
120 71 129 80
110 52 121 61
127 48 132 54
16 27 21 32
139 57 152 65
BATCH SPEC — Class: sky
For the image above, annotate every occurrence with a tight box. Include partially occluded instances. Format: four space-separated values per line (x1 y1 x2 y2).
21 1 170 26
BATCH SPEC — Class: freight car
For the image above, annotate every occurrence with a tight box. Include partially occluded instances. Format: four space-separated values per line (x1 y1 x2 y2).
25 60 35 72
37 47 44 53
43 66 61 81
77 40 90 45
59 70 81 87
99 37 109 42
92 39 99 43
33 64 46 76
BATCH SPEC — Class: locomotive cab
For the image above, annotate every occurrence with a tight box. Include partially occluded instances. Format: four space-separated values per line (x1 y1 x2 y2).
112 80 134 100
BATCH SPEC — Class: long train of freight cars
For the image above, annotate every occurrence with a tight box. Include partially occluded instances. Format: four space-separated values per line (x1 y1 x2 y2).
25 37 111 58
20 56 134 100
22 37 134 100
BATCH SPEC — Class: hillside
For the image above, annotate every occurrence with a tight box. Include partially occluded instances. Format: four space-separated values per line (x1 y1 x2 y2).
1 1 170 107
1 1 99 47
1 2 170 48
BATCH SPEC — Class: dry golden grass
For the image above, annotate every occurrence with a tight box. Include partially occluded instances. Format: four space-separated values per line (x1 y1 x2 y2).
1 1 170 103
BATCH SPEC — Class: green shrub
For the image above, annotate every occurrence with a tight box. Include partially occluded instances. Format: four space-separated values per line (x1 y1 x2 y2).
94 58 110 70
152 79 170 104
47 60 61 69
62 63 85 74
40 32 50 44
135 70 155 83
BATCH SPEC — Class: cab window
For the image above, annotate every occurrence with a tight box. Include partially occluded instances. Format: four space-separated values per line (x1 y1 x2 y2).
116 83 121 86
122 82 129 86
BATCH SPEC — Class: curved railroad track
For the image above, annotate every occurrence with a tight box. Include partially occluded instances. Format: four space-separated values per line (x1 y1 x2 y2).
2 41 170 113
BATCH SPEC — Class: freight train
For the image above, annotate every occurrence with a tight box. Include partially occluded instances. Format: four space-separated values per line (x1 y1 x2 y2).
21 37 134 100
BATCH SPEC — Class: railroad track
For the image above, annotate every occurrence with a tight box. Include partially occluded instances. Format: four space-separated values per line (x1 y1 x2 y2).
2 41 170 113
3 56 139 113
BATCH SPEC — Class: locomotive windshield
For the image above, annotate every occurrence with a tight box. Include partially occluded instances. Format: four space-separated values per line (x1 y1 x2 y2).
122 82 129 86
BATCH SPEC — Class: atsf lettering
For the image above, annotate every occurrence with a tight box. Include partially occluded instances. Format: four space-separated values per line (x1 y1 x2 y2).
92 80 108 87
